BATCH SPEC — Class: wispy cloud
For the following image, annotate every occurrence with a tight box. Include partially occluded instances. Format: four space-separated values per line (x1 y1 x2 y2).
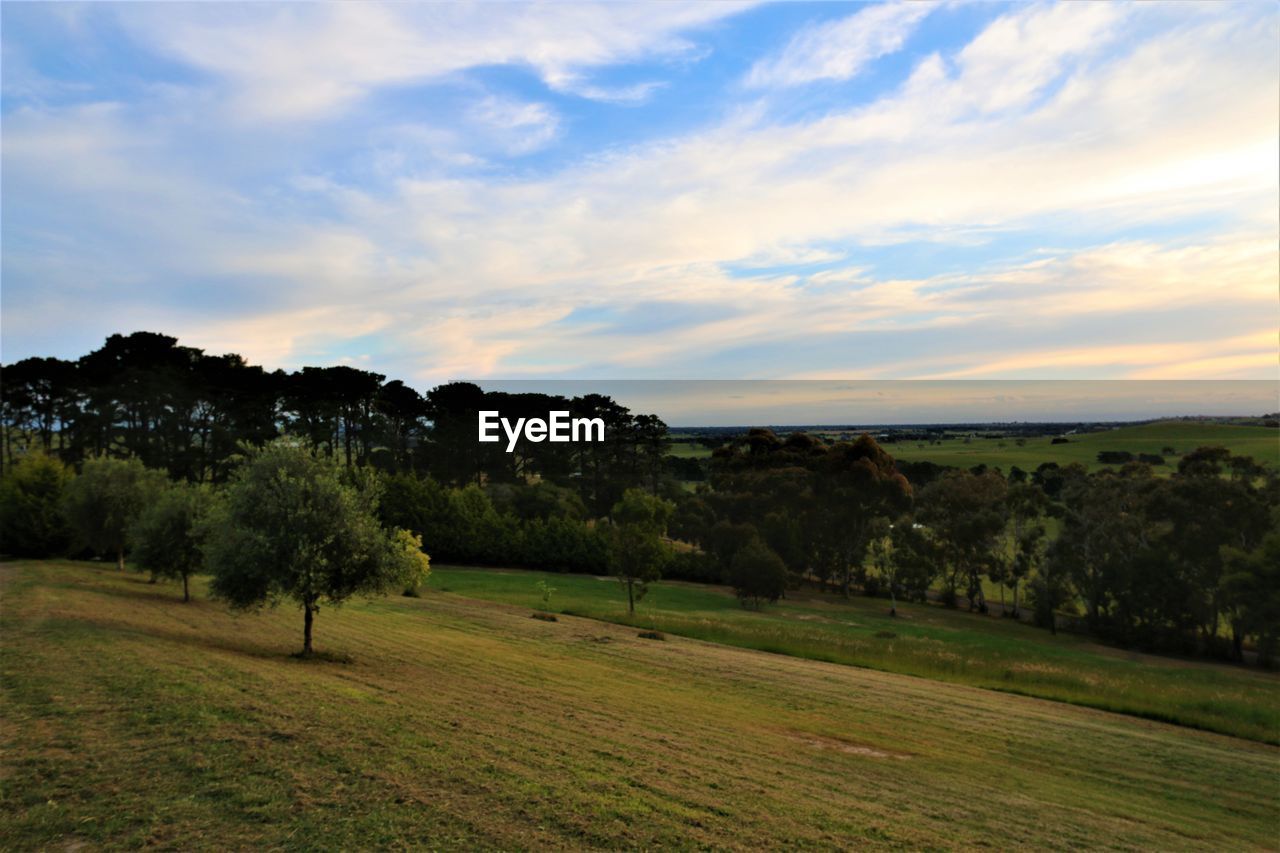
746 2 932 88
114 2 751 119
2 2 1276 385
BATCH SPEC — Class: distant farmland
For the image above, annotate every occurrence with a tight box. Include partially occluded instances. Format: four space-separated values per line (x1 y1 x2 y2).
671 421 1279 474
3 560 1277 850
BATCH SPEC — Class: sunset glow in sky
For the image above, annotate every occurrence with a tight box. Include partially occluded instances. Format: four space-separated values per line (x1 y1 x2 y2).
3 2 1277 386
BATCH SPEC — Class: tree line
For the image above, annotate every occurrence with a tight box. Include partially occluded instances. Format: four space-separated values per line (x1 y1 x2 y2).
667 429 1278 664
3 332 1276 664
1 331 671 517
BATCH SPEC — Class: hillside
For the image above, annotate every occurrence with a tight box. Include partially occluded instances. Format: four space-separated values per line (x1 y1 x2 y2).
428 566 1280 744
3 560 1277 849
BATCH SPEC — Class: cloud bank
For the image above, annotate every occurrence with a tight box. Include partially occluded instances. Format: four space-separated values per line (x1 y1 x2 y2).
2 1 1276 388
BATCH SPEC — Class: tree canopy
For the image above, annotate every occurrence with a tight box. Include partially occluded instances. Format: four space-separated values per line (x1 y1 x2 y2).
203 441 430 656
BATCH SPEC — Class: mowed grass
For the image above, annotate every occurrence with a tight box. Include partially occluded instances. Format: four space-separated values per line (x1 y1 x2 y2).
429 567 1280 745
886 421 1279 473
3 561 1278 850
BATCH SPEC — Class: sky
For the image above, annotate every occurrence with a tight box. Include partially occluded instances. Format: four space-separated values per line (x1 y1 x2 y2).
2 1 1278 393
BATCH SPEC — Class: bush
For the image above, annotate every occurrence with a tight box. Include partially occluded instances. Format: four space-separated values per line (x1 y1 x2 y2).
728 539 788 609
664 549 721 583
0 453 74 557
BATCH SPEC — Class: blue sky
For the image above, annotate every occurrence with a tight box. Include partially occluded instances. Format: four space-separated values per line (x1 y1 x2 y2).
2 1 1277 388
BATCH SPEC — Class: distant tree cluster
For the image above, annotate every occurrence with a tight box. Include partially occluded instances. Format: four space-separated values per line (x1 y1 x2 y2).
664 430 1278 664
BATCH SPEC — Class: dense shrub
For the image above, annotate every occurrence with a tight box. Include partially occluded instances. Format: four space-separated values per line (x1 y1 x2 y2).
728 539 788 609
664 549 722 584
0 453 74 557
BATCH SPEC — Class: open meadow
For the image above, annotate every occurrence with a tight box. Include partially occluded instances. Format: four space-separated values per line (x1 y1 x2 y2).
3 560 1278 850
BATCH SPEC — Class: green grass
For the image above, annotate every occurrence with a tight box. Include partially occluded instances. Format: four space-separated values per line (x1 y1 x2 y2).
886 421 1278 473
666 441 711 459
3 560 1278 849
428 566 1280 745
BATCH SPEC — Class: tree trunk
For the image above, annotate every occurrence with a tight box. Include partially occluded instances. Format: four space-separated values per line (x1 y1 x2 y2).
627 579 635 614
182 573 190 603
888 583 897 617
116 546 125 572
303 603 315 656
1011 580 1020 618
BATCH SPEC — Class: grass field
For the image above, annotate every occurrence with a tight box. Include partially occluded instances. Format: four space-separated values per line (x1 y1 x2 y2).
428 566 1280 745
3 560 1278 849
670 422 1279 474
868 421 1277 474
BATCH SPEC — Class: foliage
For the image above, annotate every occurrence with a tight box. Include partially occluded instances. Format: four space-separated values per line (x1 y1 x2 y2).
728 539 788 609
61 455 165 569
129 481 212 601
608 488 674 613
914 470 1008 611
0 452 74 557
535 578 556 610
1219 511 1280 665
203 441 429 655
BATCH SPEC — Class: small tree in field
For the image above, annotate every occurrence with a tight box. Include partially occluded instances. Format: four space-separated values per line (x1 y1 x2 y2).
61 456 165 570
130 482 210 602
609 489 674 615
203 441 430 657
729 539 787 610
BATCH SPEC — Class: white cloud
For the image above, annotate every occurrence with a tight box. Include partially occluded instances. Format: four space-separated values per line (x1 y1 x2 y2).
115 2 753 119
3 2 1276 383
746 2 933 88
467 96 561 154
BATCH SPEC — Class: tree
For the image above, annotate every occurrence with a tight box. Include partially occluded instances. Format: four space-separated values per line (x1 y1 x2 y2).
1220 514 1280 665
203 441 430 656
1027 560 1072 635
810 435 912 597
886 518 940 609
0 452 74 557
130 482 210 601
608 488 674 614
729 539 787 609
915 470 1007 611
1003 483 1048 618
61 456 165 570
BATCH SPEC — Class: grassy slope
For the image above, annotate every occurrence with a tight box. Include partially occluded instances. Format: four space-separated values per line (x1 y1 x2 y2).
3 561 1277 850
429 567 1280 745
